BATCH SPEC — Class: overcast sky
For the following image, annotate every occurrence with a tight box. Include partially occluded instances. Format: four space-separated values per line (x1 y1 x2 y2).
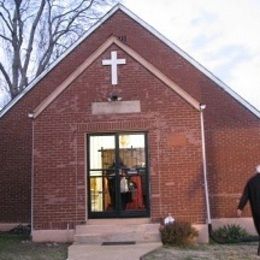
122 0 260 110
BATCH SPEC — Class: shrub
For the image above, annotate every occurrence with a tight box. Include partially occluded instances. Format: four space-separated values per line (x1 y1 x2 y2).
9 224 31 236
160 222 198 246
211 224 249 243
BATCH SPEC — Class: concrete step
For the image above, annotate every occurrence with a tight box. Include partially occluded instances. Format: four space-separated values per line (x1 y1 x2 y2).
86 218 151 225
74 221 161 244
75 223 159 234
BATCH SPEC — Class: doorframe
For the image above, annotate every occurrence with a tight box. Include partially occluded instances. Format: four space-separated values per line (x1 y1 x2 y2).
86 131 150 219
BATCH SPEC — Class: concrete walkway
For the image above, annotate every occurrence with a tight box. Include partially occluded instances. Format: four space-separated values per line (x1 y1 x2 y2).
67 242 162 260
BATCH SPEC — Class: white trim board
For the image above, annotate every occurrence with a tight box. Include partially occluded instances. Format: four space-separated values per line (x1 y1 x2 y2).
32 36 200 118
0 4 259 118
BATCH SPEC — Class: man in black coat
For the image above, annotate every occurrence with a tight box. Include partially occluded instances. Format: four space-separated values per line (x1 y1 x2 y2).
237 164 260 255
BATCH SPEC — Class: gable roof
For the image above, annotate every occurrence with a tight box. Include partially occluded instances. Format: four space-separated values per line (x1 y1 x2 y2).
32 36 200 118
0 4 259 118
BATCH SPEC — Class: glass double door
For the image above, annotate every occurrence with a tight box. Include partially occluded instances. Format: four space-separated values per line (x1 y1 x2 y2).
87 133 149 218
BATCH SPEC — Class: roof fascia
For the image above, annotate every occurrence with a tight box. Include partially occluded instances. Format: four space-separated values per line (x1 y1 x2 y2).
32 36 200 118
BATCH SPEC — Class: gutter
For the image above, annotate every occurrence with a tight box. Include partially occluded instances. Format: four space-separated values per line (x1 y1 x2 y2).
29 113 35 234
199 104 212 230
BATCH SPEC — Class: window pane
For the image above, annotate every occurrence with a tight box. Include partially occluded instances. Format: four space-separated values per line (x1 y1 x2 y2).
90 177 103 212
119 134 146 169
119 134 147 211
89 135 115 169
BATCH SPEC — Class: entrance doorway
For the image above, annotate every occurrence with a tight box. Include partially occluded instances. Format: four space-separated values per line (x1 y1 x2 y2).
87 133 150 218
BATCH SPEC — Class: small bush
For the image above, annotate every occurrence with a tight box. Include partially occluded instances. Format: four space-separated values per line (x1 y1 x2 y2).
160 222 198 246
9 224 31 236
211 224 249 243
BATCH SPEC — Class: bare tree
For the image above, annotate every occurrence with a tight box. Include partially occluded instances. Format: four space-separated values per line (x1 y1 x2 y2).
0 0 115 102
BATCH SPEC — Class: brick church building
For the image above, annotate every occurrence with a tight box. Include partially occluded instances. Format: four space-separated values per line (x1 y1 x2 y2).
0 4 259 242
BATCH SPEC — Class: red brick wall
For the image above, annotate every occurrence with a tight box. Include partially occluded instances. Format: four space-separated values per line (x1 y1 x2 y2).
0 9 259 225
207 125 260 218
0 110 31 222
33 46 204 229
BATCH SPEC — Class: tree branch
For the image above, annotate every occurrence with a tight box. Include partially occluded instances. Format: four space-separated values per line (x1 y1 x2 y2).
52 0 95 45
52 0 94 23
0 32 11 42
22 0 46 86
35 0 54 76
11 2 20 91
0 61 13 97
36 0 97 76
0 0 13 33
0 12 13 34
15 1 24 54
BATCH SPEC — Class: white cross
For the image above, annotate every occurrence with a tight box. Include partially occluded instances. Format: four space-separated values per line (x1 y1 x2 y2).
102 51 126 85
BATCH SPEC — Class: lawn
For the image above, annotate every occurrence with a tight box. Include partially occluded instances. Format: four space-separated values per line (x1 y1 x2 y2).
1 233 260 260
143 242 260 260
0 233 69 260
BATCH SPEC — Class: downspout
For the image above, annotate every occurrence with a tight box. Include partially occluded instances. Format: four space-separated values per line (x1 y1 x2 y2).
199 104 212 233
28 113 35 235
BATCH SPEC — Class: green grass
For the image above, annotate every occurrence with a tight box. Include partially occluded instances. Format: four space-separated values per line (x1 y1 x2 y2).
0 233 69 260
143 242 260 260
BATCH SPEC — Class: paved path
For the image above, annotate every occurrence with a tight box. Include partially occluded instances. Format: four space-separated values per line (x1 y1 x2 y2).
67 242 162 260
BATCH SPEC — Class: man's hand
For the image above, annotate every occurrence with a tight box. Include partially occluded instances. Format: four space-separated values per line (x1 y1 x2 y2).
237 209 242 217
